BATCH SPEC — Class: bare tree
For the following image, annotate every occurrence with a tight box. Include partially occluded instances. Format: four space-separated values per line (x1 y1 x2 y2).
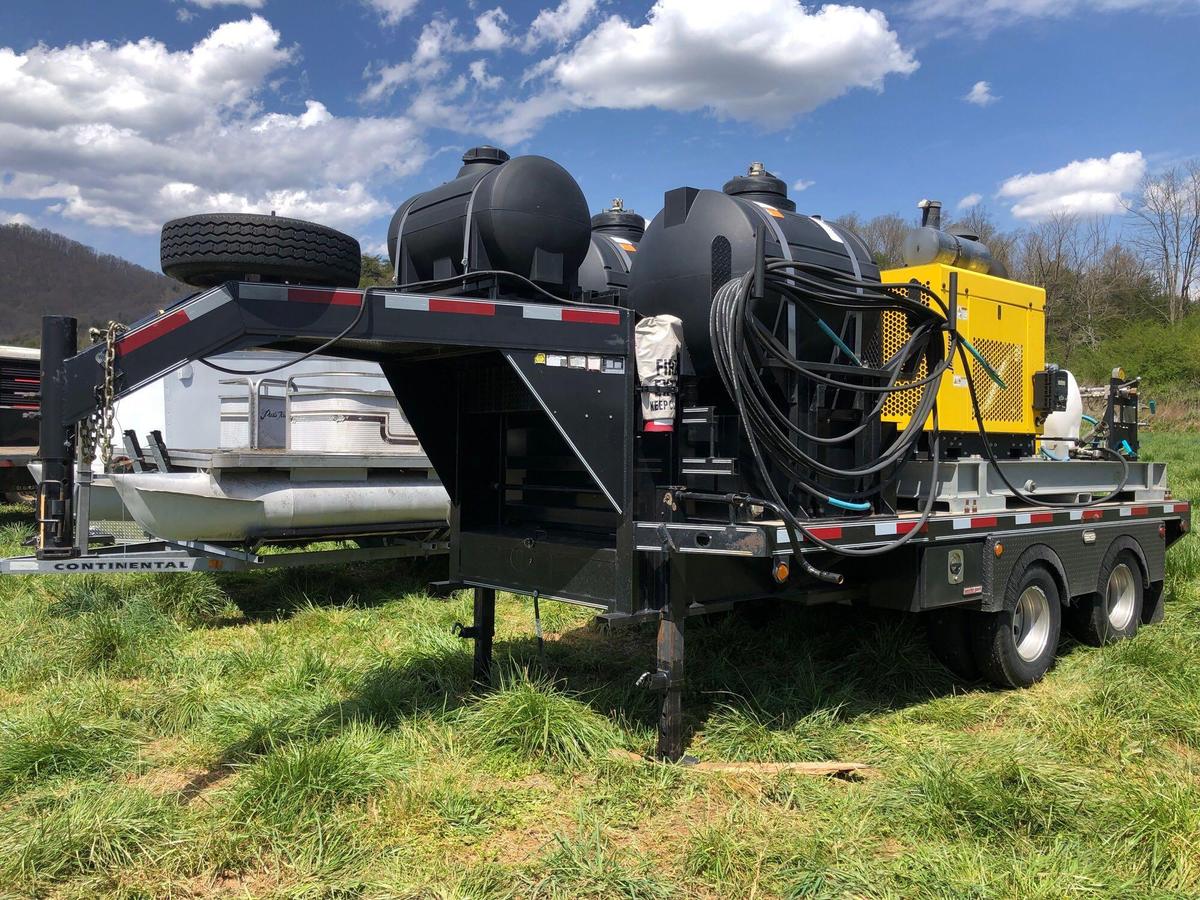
1126 161 1200 323
832 211 910 269
948 206 1019 276
1017 214 1154 357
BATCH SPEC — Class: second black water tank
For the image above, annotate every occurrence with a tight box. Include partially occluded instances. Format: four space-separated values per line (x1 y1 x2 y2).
627 170 878 374
579 198 645 300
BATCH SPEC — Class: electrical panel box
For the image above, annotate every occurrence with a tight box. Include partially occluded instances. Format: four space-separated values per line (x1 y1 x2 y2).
877 263 1047 439
1032 367 1070 414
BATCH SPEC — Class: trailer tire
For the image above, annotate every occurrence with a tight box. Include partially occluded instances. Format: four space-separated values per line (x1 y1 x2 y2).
160 213 361 288
973 563 1061 688
925 607 980 681
1065 548 1143 646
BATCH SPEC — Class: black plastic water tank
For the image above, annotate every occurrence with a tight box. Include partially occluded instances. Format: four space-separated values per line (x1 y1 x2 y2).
579 199 645 300
627 167 878 374
387 147 592 297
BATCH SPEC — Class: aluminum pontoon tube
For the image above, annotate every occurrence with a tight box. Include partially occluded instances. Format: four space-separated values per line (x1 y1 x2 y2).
109 471 449 541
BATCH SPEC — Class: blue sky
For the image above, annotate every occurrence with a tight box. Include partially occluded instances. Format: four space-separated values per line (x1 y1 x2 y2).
0 0 1196 271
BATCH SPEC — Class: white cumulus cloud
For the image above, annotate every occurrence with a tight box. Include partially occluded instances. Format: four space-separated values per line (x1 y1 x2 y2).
957 193 982 209
473 8 511 50
485 0 917 141
905 0 1198 34
793 179 815 192
361 18 455 102
361 0 420 26
0 209 33 226
363 11 512 102
469 59 503 90
525 0 598 49
998 151 1146 219
0 17 428 236
964 81 997 106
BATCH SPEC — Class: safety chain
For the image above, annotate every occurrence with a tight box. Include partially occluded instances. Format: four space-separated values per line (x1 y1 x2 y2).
80 321 127 470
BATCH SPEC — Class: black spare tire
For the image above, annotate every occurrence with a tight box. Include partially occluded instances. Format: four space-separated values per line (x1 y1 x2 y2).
161 213 361 288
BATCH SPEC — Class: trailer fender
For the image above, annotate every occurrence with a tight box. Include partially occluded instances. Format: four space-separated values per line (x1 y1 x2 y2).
981 538 1068 613
1100 534 1151 591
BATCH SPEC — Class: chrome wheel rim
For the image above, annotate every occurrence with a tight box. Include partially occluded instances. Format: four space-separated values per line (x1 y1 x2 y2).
1012 585 1052 663
1105 563 1137 631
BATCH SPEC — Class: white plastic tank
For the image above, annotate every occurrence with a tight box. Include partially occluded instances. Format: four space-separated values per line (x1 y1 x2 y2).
1040 370 1083 460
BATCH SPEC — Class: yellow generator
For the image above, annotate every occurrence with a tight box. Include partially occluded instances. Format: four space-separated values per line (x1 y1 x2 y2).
878 262 1046 450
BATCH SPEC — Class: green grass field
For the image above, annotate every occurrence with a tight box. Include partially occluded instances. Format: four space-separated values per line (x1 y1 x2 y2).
0 433 1197 898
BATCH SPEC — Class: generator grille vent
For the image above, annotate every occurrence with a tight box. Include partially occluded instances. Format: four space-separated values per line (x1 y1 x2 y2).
880 307 926 419
879 310 1026 428
968 338 1024 425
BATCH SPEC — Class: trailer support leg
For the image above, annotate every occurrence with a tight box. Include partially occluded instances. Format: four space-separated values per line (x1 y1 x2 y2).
655 594 686 761
36 316 78 560
471 587 495 687
637 554 687 762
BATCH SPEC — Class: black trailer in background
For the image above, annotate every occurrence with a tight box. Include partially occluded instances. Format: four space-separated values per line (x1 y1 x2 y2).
0 344 41 492
27 282 1193 760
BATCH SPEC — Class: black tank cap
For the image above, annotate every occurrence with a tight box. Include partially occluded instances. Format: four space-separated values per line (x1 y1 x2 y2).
457 146 511 177
462 145 510 165
591 198 645 238
722 161 796 212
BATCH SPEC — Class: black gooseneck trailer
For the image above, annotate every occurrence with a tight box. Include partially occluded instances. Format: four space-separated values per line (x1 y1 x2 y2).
20 151 1194 760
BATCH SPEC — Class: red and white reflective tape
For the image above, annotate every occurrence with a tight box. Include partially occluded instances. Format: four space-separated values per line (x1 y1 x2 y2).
117 284 623 355
384 293 621 325
874 520 925 536
774 501 1189 546
118 284 243 354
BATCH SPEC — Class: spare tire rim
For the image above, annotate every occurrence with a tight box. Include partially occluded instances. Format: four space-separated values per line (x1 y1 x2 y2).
1012 585 1051 663
1106 563 1137 631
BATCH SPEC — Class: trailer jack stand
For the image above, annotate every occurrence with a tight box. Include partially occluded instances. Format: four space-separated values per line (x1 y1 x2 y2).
454 587 496 688
648 597 687 762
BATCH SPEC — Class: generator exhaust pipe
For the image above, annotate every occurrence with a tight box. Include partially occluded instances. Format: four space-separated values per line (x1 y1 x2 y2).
36 315 78 559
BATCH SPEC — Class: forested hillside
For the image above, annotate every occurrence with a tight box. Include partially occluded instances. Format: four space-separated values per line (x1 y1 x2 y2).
0 225 188 345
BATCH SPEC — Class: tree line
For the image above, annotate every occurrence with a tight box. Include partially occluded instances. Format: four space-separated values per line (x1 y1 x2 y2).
835 161 1200 364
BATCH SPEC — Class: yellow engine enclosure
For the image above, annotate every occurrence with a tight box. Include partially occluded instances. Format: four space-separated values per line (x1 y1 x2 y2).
878 263 1046 436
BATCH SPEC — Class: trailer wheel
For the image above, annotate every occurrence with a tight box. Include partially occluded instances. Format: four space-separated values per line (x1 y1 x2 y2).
973 563 1061 688
1065 549 1143 646
160 213 361 288
925 607 980 681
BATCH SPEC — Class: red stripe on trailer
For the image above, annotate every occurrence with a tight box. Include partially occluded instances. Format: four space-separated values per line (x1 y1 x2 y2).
117 310 189 355
971 515 998 529
896 520 925 535
1176 502 1190 514
562 308 621 325
643 422 673 432
288 288 362 307
1082 509 1104 521
1131 506 1149 516
807 526 843 540
429 298 495 316
1031 512 1054 524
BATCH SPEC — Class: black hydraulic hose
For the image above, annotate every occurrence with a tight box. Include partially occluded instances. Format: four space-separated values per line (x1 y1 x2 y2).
395 269 589 305
199 288 374 376
956 343 1131 507
709 266 955 503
